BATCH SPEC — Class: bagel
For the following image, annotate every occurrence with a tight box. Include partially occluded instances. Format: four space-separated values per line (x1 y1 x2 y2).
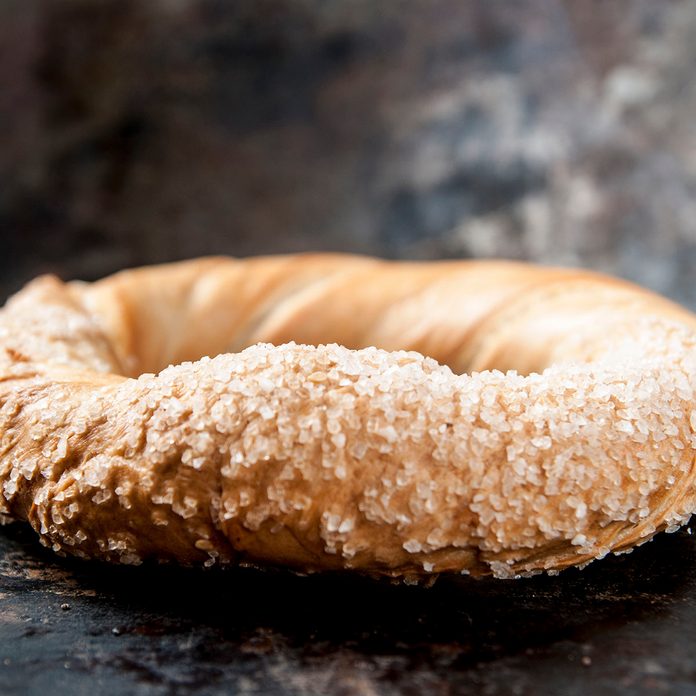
1 254 696 580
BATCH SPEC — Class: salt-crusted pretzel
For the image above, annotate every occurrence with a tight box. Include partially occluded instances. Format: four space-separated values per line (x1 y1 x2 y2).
1 254 696 579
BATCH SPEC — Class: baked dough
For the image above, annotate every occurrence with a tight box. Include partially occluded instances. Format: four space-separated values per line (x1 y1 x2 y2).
1 254 696 579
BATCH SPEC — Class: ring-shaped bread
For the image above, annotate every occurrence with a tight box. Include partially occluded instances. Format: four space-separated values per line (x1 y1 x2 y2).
1 255 696 579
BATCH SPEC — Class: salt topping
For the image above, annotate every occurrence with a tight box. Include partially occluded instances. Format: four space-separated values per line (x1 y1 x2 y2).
1 268 696 578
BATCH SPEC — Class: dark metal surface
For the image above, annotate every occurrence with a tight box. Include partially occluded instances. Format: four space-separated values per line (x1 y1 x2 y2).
2 520 696 695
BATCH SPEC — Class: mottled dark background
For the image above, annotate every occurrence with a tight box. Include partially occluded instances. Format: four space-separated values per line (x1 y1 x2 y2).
4 0 696 306
5 2 696 695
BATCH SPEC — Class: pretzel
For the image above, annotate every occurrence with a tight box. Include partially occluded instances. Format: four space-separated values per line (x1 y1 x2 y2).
1 255 695 579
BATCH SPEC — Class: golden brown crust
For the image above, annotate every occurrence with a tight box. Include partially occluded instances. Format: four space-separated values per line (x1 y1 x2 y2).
1 254 696 579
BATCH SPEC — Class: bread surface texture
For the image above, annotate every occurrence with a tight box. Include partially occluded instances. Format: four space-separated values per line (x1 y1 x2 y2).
1 254 696 579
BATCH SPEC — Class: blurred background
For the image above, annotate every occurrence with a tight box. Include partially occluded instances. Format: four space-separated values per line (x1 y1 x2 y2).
3 0 696 306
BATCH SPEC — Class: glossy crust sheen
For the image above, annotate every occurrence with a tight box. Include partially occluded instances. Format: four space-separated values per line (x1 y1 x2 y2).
1 255 696 579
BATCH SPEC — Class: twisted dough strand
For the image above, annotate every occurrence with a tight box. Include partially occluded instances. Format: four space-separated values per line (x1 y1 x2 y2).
1 255 696 579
